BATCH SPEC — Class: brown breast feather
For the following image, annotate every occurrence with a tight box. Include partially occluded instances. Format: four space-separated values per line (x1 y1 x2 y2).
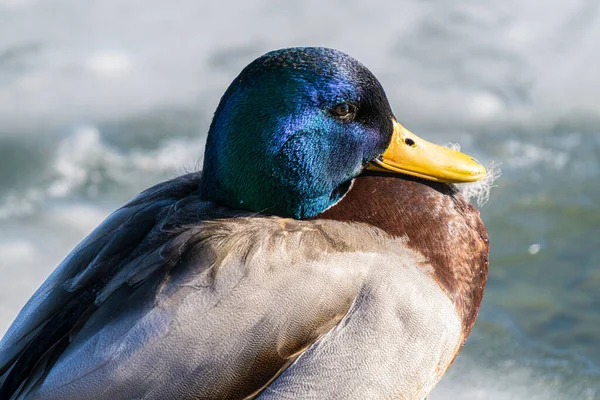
318 172 489 342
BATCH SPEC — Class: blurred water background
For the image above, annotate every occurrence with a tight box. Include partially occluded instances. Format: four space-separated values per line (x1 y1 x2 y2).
1 0 599 398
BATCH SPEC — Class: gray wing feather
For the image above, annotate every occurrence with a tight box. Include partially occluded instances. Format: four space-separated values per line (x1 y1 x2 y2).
0 172 204 398
0 172 460 400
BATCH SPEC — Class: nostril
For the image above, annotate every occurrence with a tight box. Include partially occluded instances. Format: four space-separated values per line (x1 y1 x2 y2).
404 138 416 147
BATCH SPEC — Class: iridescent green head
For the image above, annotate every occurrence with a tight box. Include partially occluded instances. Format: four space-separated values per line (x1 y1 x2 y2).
200 47 486 219
200 47 393 218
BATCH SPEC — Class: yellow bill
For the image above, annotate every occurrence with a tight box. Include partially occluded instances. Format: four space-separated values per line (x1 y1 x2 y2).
367 120 486 183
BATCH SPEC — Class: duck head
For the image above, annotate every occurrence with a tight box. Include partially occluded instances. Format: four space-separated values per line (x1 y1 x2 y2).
201 47 486 219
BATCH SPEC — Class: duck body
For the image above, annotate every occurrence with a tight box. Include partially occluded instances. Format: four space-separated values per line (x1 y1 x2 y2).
0 48 489 399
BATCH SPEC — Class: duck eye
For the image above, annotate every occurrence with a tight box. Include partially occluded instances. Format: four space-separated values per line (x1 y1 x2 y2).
331 102 356 120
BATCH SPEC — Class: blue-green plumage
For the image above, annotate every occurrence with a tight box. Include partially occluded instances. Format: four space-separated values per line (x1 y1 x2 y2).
200 47 394 218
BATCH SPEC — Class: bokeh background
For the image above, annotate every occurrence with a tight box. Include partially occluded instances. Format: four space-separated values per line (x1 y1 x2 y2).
1 1 599 398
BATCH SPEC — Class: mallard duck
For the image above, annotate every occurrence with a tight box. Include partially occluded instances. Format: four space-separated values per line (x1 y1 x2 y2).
0 47 488 399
